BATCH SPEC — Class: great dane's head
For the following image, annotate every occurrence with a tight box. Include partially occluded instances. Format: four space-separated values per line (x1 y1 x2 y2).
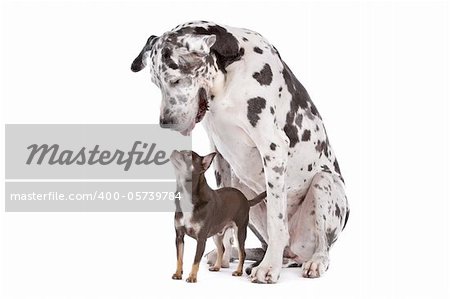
131 23 244 135
131 30 217 135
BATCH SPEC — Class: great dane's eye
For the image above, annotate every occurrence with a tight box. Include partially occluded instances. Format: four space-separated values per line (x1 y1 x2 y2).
170 79 181 86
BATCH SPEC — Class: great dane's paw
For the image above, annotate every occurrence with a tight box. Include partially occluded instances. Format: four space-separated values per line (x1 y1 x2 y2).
302 260 326 278
221 259 230 268
250 263 281 284
205 249 216 265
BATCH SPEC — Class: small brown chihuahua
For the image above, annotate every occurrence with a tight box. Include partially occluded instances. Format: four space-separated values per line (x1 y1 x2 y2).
169 150 266 283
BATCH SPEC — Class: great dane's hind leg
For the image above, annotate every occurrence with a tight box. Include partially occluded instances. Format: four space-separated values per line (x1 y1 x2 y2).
290 172 349 278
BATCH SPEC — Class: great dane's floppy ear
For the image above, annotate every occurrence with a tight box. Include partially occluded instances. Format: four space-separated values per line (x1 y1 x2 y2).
201 152 216 171
131 35 158 72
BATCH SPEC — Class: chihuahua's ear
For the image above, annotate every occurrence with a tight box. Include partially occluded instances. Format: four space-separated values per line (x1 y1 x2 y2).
201 152 216 171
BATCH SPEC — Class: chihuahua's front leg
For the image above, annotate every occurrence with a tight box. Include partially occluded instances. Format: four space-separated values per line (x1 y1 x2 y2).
186 237 207 283
172 228 184 280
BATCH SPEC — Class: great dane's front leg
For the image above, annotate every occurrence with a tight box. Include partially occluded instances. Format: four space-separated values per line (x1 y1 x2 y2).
250 130 289 284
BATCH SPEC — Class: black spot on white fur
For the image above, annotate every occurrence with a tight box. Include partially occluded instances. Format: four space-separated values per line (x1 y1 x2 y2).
174 25 243 73
253 47 263 54
247 97 266 127
215 170 222 186
283 123 298 148
253 64 273 86
161 48 178 70
315 139 329 158
335 203 341 218
321 165 331 173
326 228 337 248
272 165 284 175
281 60 316 148
301 129 311 142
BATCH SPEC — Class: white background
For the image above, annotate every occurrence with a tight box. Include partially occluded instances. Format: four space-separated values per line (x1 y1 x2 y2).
1 0 449 298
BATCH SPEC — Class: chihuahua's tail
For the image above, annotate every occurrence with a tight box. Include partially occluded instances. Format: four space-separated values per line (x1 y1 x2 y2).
248 191 267 207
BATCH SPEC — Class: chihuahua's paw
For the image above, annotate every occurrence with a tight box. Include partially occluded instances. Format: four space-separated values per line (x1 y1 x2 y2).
186 275 197 283
171 273 182 280
208 266 220 272
232 270 243 276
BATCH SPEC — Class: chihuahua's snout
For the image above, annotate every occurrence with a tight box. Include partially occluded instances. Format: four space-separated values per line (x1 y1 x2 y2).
170 150 180 160
170 150 185 170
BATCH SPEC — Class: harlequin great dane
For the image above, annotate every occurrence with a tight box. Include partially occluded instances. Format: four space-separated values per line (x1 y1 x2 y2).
131 21 349 283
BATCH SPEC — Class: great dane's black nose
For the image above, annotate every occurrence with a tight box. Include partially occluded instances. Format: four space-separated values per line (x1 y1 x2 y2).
160 117 175 128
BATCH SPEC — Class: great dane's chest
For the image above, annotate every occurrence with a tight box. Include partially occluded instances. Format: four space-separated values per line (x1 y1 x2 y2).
203 110 266 191
202 105 318 209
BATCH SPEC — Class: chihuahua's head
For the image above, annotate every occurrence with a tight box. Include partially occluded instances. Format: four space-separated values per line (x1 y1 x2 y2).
170 150 216 183
170 150 216 209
